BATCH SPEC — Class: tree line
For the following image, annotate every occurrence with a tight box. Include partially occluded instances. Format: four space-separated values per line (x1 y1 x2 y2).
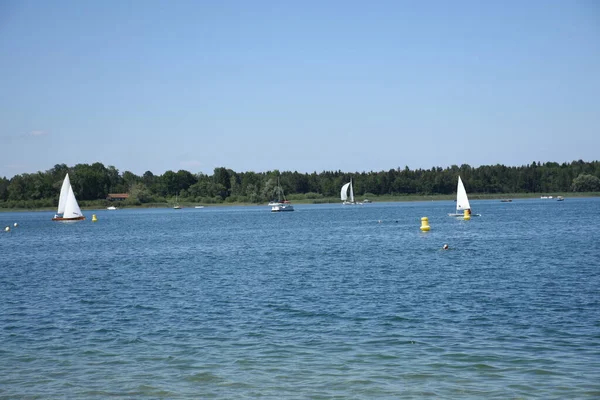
1 160 599 208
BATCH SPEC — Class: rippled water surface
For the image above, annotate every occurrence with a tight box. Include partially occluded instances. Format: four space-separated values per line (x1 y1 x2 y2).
1 198 600 399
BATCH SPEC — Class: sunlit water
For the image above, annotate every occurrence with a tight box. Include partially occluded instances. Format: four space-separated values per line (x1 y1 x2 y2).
1 198 599 399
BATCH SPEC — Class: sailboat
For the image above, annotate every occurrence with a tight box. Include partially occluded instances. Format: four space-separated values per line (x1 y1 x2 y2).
173 195 182 209
341 179 362 205
271 178 294 212
448 176 480 217
52 173 85 221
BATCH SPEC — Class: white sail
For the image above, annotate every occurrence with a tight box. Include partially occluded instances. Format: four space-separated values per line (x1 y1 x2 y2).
341 182 351 201
63 185 83 219
456 176 471 211
349 180 354 203
57 173 71 215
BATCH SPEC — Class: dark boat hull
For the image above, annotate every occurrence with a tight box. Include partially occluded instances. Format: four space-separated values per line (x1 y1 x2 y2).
52 216 85 221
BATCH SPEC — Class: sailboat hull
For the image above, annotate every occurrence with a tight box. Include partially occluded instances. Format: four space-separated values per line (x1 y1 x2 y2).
52 216 86 221
448 213 480 217
271 202 294 212
271 206 294 212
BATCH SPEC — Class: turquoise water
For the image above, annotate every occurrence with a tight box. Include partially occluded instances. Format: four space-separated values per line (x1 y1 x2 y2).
1 199 599 399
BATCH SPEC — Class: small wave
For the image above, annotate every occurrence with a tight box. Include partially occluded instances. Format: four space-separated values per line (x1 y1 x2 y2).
528 368 560 376
185 371 225 383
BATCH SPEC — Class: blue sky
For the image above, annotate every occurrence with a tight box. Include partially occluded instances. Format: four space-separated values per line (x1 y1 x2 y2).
1 0 598 178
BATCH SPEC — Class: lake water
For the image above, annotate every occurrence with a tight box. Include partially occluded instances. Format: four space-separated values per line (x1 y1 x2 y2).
1 198 599 399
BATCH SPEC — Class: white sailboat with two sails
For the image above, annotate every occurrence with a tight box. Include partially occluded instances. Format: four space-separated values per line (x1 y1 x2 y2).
52 173 85 221
341 179 362 205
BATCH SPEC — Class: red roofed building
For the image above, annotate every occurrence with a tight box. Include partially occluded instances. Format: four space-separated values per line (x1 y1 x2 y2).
107 193 129 201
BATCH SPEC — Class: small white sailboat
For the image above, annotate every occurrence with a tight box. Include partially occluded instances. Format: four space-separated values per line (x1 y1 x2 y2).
341 179 362 205
271 177 294 212
448 176 480 217
173 195 182 209
52 173 85 221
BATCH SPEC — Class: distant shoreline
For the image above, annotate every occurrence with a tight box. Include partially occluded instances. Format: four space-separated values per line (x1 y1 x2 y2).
1 192 598 213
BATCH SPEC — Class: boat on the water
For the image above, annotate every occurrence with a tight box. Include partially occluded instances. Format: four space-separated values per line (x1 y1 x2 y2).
271 200 294 212
173 195 182 209
271 178 294 212
52 173 85 221
341 179 362 205
448 176 480 217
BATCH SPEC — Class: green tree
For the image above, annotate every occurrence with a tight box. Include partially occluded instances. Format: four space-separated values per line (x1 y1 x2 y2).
159 170 178 197
176 170 197 194
129 182 153 203
106 165 122 192
71 163 111 200
213 167 231 194
188 180 209 199
571 174 600 192
122 171 140 191
7 174 28 201
0 177 8 201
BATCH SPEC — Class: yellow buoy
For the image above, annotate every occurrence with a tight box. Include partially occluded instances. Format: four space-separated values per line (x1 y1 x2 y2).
92 214 98 222
463 209 471 220
420 217 430 231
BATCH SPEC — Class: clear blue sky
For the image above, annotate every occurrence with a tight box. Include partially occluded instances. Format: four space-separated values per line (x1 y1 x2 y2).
1 0 598 178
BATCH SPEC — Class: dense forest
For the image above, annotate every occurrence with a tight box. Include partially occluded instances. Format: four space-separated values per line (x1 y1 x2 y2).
1 160 600 209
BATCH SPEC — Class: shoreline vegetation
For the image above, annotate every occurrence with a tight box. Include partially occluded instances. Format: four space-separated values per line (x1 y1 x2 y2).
1 192 598 213
1 160 599 211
